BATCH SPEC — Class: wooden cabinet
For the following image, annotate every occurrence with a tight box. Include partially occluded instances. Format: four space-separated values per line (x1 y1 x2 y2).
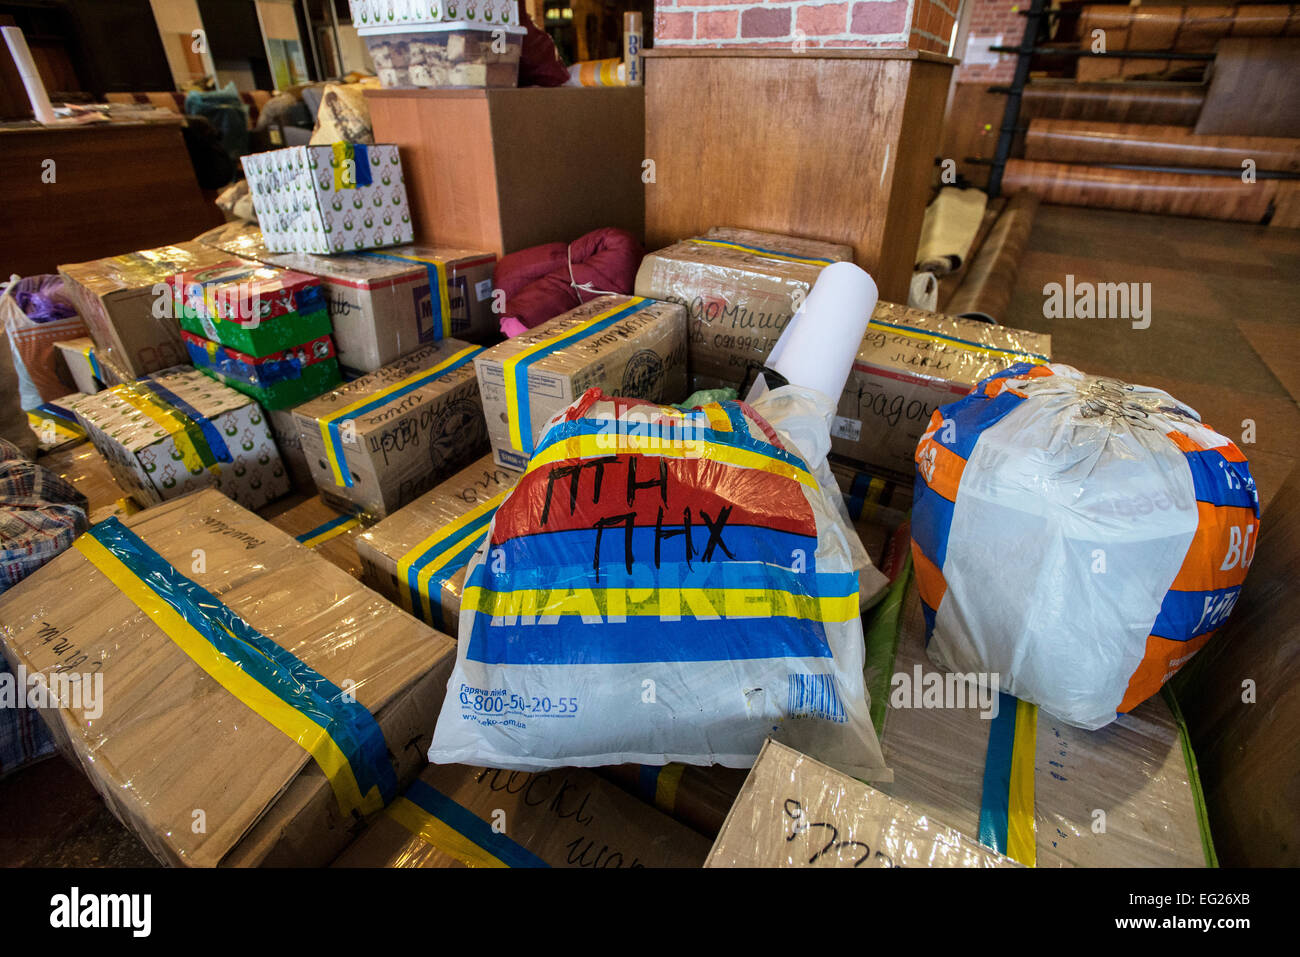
366 87 646 256
643 49 955 303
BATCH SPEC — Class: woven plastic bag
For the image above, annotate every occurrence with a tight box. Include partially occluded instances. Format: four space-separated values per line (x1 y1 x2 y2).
912 363 1259 729
428 388 889 778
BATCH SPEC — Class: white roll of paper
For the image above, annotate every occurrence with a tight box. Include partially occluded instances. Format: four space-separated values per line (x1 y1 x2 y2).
767 260 878 401
2 26 57 124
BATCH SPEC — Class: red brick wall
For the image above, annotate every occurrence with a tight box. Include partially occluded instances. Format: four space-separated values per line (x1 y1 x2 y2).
654 0 956 52
955 0 1022 82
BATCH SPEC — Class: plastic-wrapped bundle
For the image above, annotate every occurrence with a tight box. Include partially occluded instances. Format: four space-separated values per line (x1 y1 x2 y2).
428 389 889 778
912 363 1259 730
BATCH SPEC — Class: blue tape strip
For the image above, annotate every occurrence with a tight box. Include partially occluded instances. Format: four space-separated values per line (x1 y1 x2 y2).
294 512 358 544
88 519 395 805
403 779 549 868
978 691 1018 855
404 508 497 625
872 319 1050 363
138 377 233 464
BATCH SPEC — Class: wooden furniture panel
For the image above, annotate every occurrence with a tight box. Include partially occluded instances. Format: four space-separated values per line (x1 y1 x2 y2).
0 121 222 277
366 87 646 256
1196 38 1300 138
644 49 956 303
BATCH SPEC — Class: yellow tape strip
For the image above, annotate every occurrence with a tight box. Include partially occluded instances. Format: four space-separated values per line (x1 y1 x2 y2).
28 413 82 443
397 487 512 622
1006 698 1038 867
318 345 480 486
654 763 685 814
386 797 507 868
300 516 360 549
113 386 212 476
684 239 833 267
73 533 380 818
502 298 649 453
876 323 1049 365
523 433 816 489
463 584 859 623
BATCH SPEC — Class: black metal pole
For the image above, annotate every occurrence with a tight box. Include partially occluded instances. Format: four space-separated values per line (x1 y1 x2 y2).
987 0 1047 198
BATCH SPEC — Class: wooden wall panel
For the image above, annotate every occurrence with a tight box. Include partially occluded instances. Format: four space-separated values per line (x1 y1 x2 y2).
939 83 1008 190
1003 158 1277 221
1025 118 1300 172
644 49 956 303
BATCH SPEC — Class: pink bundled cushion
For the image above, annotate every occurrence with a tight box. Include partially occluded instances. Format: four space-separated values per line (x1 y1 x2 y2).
495 227 644 334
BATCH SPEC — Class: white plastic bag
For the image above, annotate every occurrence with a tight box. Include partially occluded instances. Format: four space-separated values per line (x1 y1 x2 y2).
428 388 890 779
912 363 1259 729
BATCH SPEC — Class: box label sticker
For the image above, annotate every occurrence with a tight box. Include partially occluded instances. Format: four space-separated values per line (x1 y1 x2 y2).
831 416 862 442
475 278 493 302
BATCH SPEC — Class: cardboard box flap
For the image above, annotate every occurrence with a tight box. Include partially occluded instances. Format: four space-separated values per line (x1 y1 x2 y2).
295 338 481 439
862 301 1053 391
0 489 449 867
705 739 1016 867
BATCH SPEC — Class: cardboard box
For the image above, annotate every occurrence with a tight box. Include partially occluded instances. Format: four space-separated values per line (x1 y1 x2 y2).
58 241 231 377
705 739 1016 868
634 227 854 387
828 456 912 531
294 339 488 518
833 302 1052 480
53 337 106 395
196 225 498 373
172 259 333 357
474 295 688 470
357 454 522 636
241 144 414 255
349 0 519 29
599 763 750 839
876 581 1210 867
26 394 88 452
70 368 291 511
262 494 365 580
266 407 316 491
183 330 342 410
333 762 712 867
0 489 456 867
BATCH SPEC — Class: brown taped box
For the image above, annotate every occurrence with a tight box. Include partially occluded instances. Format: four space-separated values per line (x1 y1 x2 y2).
706 740 1017 868
828 456 913 533
294 340 489 518
357 454 522 637
58 241 232 378
261 493 366 580
266 406 316 492
832 302 1051 481
474 295 688 471
195 224 499 371
598 763 751 840
333 762 712 867
0 489 456 867
634 227 854 388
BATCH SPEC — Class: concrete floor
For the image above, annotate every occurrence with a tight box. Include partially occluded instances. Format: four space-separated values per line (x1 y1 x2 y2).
2 204 1298 867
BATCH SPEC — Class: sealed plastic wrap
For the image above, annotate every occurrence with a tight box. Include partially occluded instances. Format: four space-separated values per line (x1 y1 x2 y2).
835 301 1051 479
0 489 456 867
26 393 88 452
70 368 290 511
706 740 1015 867
474 295 688 471
36 440 131 517
183 330 341 410
912 363 1259 729
334 762 711 867
263 494 366 580
293 339 488 518
878 580 1212 867
59 241 231 378
427 389 890 779
357 454 523 637
195 224 499 373
633 227 853 388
